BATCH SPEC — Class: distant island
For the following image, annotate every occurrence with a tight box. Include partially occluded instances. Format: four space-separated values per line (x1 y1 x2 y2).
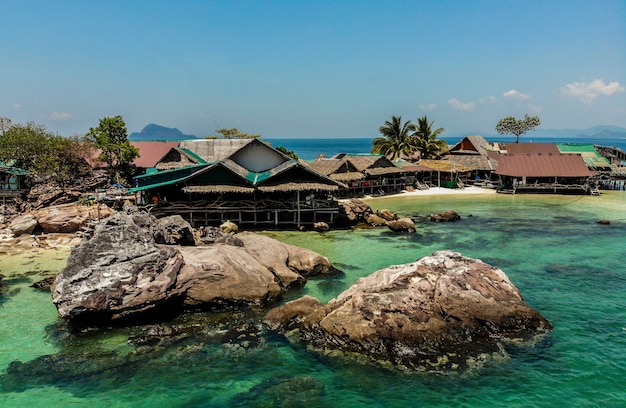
129 124 200 141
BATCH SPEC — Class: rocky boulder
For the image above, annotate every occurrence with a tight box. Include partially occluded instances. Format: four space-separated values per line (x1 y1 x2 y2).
386 217 416 233
264 250 552 371
52 211 340 324
338 199 373 225
430 210 461 222
153 214 197 245
31 203 114 233
8 214 39 235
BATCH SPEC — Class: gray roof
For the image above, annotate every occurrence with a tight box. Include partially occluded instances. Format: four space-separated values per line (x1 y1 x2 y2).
179 139 255 162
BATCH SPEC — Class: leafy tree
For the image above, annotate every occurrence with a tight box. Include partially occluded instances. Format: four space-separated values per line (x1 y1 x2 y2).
413 116 448 159
495 114 541 143
208 128 261 139
276 146 299 160
0 121 92 186
371 116 417 160
86 116 139 184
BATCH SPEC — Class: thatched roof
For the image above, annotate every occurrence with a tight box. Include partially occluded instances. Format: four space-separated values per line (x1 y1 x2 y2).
443 155 496 172
330 172 364 181
418 159 471 173
183 185 255 194
258 182 340 192
365 167 406 176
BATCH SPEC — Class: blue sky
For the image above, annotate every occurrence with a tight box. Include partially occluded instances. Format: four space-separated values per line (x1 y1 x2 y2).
2 0 625 138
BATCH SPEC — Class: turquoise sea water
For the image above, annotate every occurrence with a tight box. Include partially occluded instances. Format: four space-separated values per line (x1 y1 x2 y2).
1 192 625 407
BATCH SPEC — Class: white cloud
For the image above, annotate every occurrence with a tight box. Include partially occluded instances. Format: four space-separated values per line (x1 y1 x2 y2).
503 89 531 100
529 104 542 113
448 98 475 111
50 111 73 121
13 103 22 109
561 78 625 104
418 103 437 110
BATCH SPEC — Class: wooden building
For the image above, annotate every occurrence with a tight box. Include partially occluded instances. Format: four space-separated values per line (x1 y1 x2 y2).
129 139 344 228
446 136 499 183
495 153 598 194
0 162 27 205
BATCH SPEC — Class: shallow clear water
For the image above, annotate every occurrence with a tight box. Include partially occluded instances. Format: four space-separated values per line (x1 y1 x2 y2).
1 192 625 407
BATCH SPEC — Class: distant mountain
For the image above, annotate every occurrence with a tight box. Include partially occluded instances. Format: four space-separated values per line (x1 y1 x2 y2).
451 125 626 140
533 126 626 139
129 124 199 141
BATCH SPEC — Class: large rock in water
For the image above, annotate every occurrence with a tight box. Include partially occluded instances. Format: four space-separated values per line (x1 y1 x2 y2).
52 210 339 324
264 250 553 371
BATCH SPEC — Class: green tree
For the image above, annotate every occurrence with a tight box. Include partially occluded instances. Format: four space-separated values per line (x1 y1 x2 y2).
208 128 261 139
371 116 417 160
86 115 139 184
276 146 299 160
413 116 448 159
495 114 541 143
0 121 92 186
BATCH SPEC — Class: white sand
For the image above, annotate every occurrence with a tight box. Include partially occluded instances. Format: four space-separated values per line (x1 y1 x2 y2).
361 186 497 200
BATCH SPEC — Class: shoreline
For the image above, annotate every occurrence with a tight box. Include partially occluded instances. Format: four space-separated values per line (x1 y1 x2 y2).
359 186 498 200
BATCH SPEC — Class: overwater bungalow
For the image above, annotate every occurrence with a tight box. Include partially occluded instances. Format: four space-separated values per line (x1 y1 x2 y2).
129 139 344 228
495 153 598 194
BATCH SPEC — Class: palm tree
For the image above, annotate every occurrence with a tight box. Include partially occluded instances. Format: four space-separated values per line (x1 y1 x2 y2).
371 116 417 160
413 116 447 159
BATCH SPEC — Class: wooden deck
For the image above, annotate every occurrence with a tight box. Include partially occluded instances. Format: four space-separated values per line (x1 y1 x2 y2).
147 198 341 228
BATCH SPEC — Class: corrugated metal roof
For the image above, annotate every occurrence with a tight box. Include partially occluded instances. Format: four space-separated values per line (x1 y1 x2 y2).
179 139 255 162
502 143 560 154
131 141 180 168
495 153 597 177
556 144 611 168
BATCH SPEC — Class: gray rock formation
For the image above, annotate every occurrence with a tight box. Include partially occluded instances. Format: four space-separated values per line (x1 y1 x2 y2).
52 211 340 324
264 250 552 371
153 214 197 245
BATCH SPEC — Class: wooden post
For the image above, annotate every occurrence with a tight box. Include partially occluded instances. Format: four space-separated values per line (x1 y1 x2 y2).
296 190 301 228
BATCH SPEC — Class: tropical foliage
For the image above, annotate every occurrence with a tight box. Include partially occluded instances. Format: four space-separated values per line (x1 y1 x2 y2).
371 116 417 160
371 115 446 160
0 120 92 185
495 114 541 143
86 115 139 184
207 128 261 139
276 146 299 160
413 116 448 159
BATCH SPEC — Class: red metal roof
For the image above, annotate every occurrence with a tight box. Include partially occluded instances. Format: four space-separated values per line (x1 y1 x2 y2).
502 143 560 154
496 153 597 177
130 141 180 168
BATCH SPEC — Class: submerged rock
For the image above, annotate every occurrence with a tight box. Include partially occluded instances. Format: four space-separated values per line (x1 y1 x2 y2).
430 210 461 222
386 217 416 233
52 211 340 325
264 250 552 371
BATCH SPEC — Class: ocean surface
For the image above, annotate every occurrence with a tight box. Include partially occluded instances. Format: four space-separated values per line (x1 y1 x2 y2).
267 136 626 161
1 136 625 407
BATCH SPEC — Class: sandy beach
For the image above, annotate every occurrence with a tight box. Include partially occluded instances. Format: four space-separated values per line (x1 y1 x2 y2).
362 186 498 200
